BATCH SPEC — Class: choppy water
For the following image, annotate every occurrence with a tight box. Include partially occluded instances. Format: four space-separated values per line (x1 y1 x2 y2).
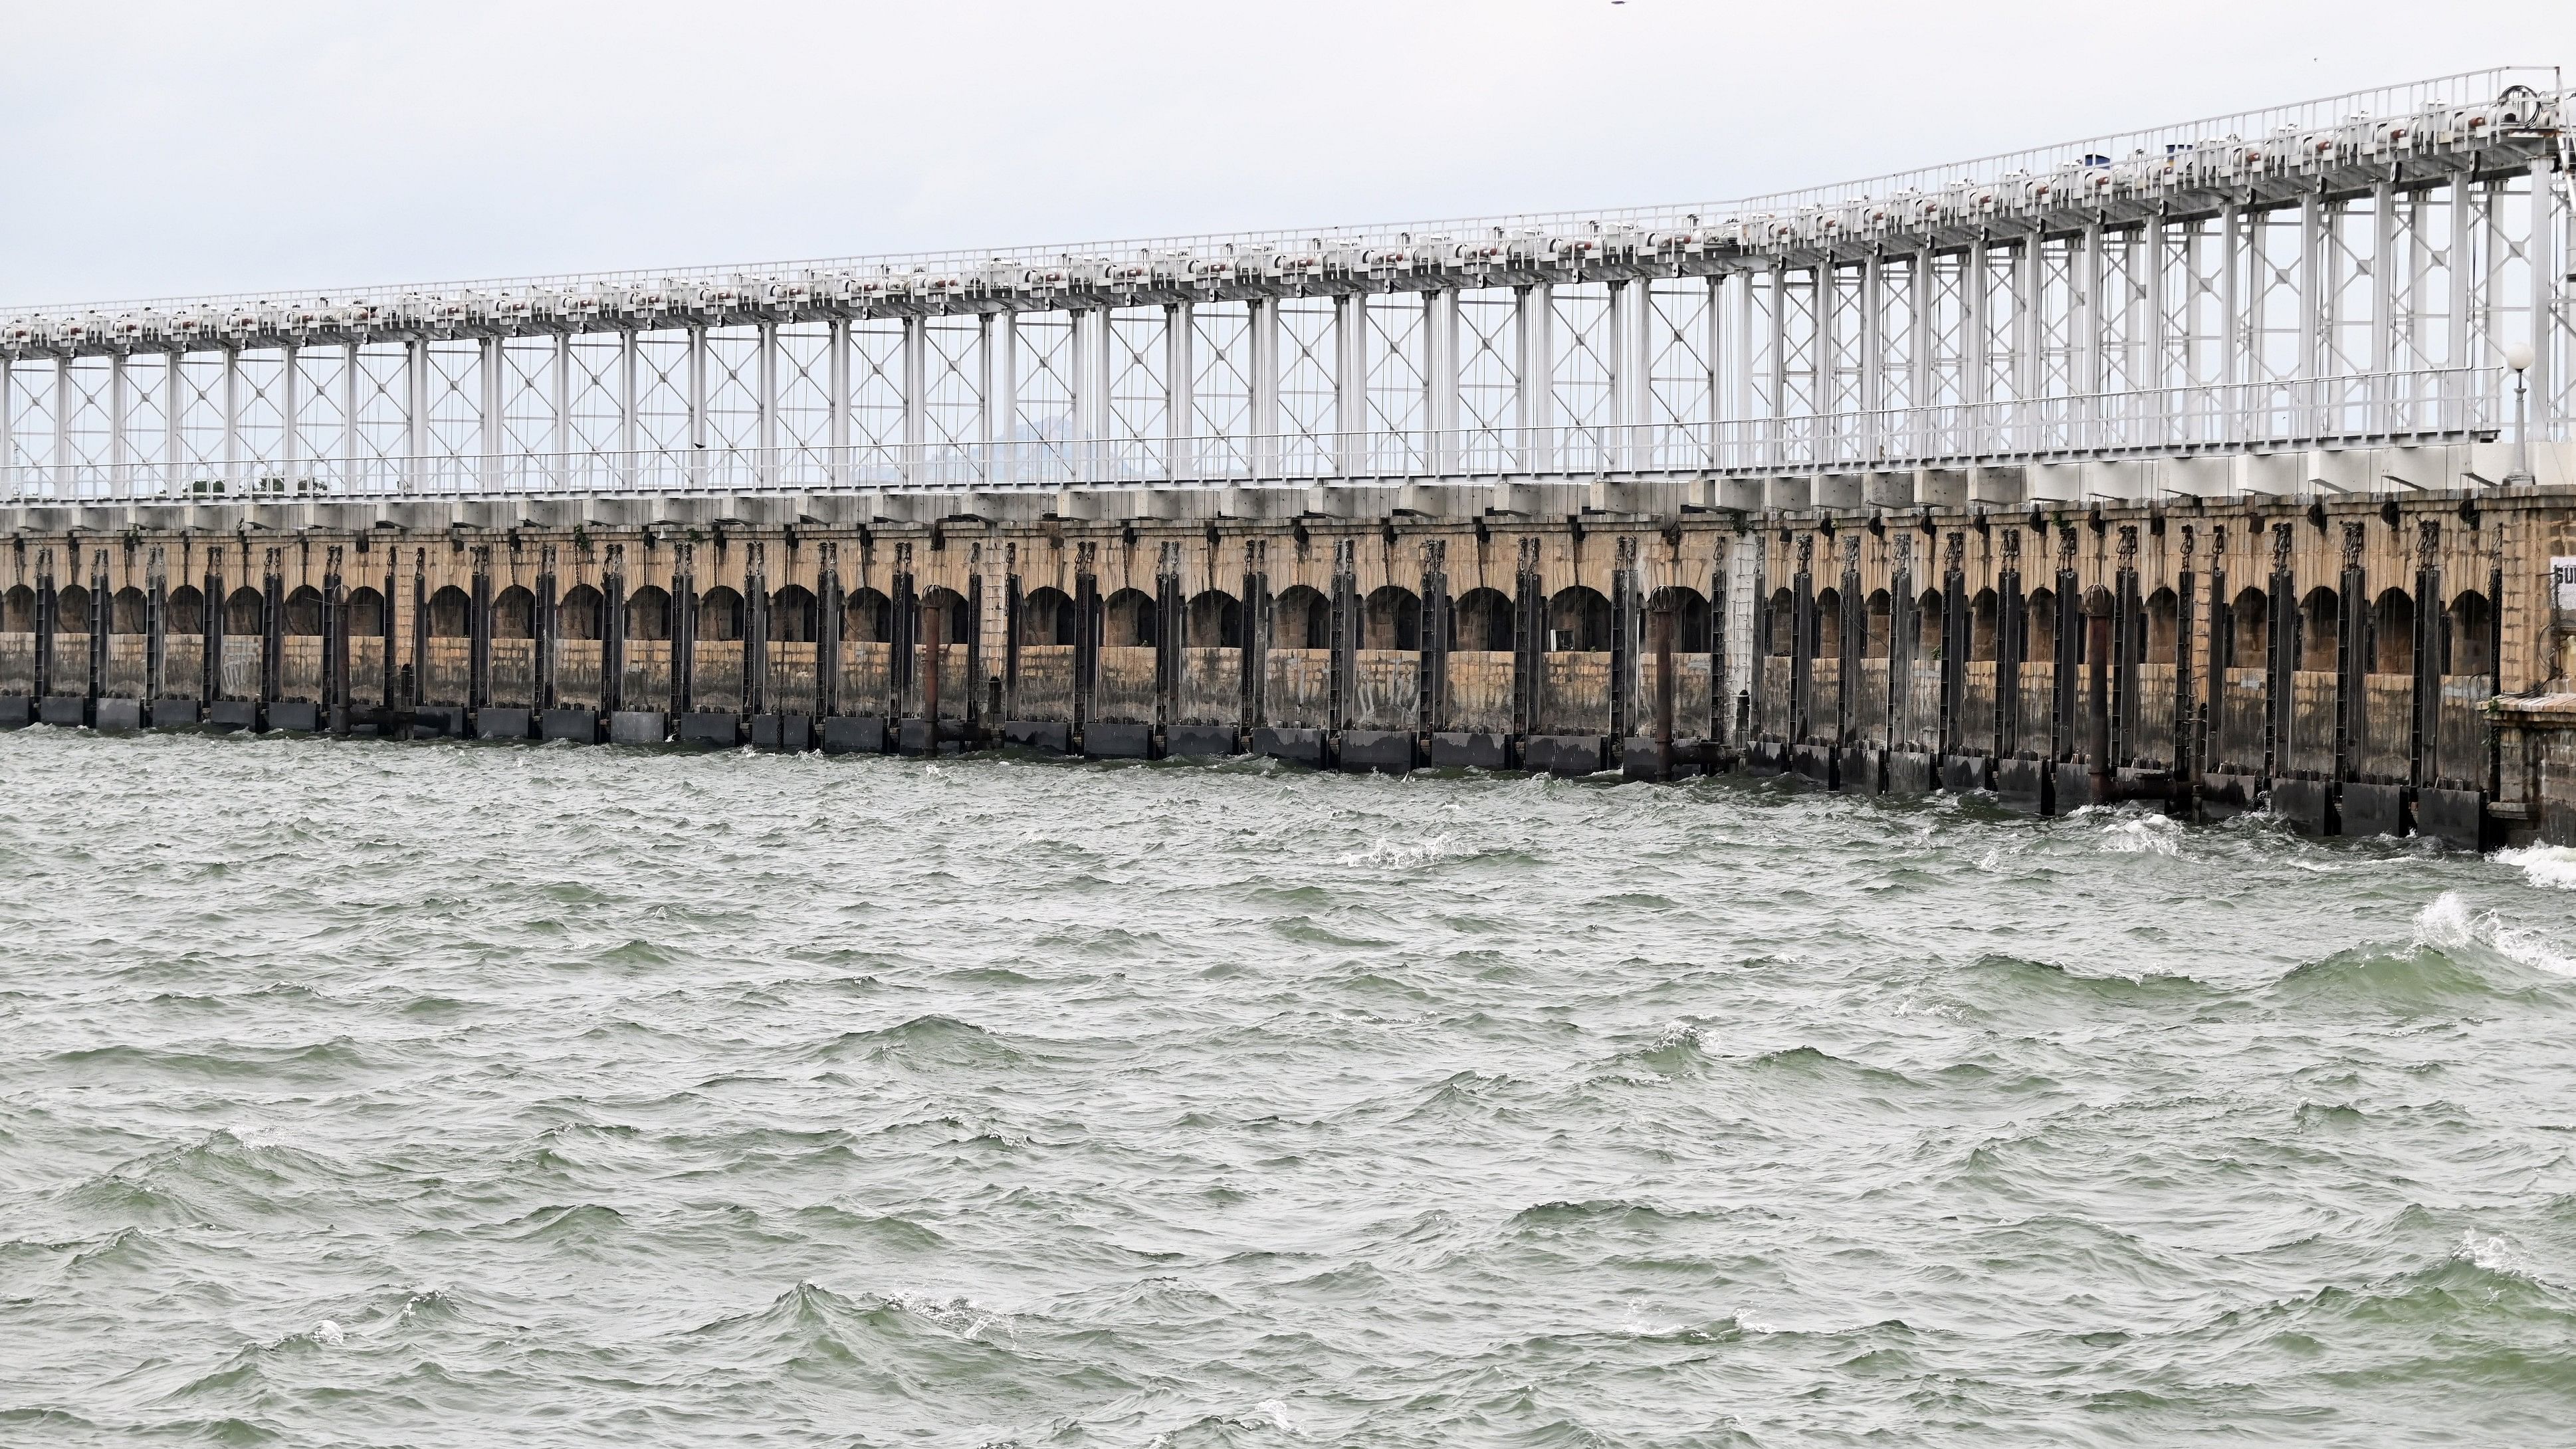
5 728 2576 1447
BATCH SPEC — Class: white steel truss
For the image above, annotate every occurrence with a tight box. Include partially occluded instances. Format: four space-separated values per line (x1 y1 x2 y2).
1 70 2566 501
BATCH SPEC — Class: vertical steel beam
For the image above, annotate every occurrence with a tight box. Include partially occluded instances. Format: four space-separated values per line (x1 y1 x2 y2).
1527 282 1555 470
827 318 850 485
54 356 70 488
0 361 14 495
687 324 709 486
992 312 1018 485
221 346 241 491
1248 298 1278 478
552 332 572 473
757 321 778 487
617 328 638 484
900 316 925 485
404 338 427 489
342 342 360 491
1334 295 1364 473
480 336 502 488
2446 172 2473 372
1909 251 1931 458
109 353 129 473
1705 275 1724 468
1860 256 1883 462
1166 301 1192 480
2531 157 2560 434
1767 263 1788 469
1427 288 1459 472
164 349 183 483
280 344 300 489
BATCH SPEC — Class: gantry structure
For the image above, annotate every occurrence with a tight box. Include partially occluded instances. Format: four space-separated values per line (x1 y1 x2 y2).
1 68 2567 504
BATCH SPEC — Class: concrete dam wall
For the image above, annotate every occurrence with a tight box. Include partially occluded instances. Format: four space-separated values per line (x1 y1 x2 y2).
7 483 2575 848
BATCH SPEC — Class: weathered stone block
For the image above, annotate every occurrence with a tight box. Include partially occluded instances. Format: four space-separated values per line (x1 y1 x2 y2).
0 696 31 727
1083 721 1154 758
2051 762 2095 812
608 710 669 746
750 713 811 751
2269 776 2334 835
817 716 884 754
38 697 87 727
2200 770 2260 818
540 708 600 743
1994 756 2051 814
677 711 742 748
1428 730 1509 769
93 699 143 733
1164 724 1237 758
148 699 198 728
207 700 260 733
1002 720 1070 753
1744 740 1789 776
268 701 322 734
1941 752 1993 794
1339 728 1414 772
1524 734 1605 776
1883 749 1935 795
2337 781 2408 839
411 705 469 739
1839 744 1883 795
2415 787 2485 851
1791 742 1838 788
1251 726 1327 766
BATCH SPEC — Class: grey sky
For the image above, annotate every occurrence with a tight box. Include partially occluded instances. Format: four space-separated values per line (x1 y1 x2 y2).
2 1 2569 306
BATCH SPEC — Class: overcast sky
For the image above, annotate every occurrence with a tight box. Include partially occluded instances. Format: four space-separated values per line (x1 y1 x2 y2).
2 1 2569 307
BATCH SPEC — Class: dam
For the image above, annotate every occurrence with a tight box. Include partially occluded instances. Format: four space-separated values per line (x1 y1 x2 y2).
5 69 2575 847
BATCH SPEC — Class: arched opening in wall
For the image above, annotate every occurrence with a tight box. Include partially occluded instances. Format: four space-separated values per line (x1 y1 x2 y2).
1917 590 1943 658
346 587 385 637
1103 588 1157 647
1453 588 1514 651
1767 588 1794 656
2231 588 2269 666
921 586 973 644
698 586 744 642
1020 586 1075 645
284 586 325 636
1867 590 1893 657
2449 591 2494 675
166 586 203 634
4 585 36 631
1548 586 1611 651
1272 586 1329 649
2026 587 2057 662
56 584 92 628
770 585 817 643
491 586 534 639
2297 588 2340 672
227 586 268 635
1646 587 1713 653
843 588 889 644
1814 587 1844 658
556 585 600 641
625 586 671 641
1363 586 1420 650
2372 589 2414 675
1969 589 1998 661
2145 588 2179 665
1186 590 1242 648
111 588 147 634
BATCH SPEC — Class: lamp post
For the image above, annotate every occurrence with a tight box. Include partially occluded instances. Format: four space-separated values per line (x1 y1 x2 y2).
2504 341 2535 487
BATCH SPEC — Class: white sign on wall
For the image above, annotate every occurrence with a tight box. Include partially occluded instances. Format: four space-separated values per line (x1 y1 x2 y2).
2555 558 2576 612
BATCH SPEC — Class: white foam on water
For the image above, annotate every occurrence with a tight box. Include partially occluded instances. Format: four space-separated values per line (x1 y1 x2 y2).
311 1319 344 1346
1252 1399 1299 1434
2097 814 2181 856
2413 891 2576 978
1339 834 1459 869
2496 844 2576 892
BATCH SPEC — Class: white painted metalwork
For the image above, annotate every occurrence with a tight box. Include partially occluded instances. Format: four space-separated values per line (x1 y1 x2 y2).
1 69 2565 502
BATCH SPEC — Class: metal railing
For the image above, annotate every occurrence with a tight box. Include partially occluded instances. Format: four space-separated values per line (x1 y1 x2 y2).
0 368 2501 503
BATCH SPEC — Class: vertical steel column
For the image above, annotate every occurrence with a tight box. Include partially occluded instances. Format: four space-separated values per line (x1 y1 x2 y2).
405 338 427 490
479 336 502 491
552 332 572 483
280 344 300 491
1426 288 1459 473
1166 301 1192 481
1964 244 1989 417
1526 282 1555 470
1767 264 1788 470
992 313 1018 486
109 353 129 474
221 346 241 492
54 357 70 491
2221 204 2244 437
1909 251 1932 459
618 328 639 485
342 342 360 493
827 318 851 487
165 348 184 486
2077 224 2101 450
2298 191 2325 436
0 360 13 495
1860 257 1884 464
2012 233 2040 444
1705 275 1724 469
1334 295 1364 474
1808 267 1834 467
1604 280 1630 470
757 322 778 488
1248 298 1279 479
2530 157 2561 435
687 324 709 486
2372 181 2397 423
